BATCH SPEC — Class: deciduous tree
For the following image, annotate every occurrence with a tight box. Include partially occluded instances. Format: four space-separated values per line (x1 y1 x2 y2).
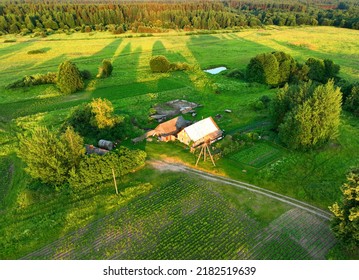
329 169 359 248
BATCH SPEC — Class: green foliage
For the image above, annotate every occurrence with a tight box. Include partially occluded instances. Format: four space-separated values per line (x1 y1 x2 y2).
149 55 171 73
6 73 57 89
329 169 359 249
246 51 296 87
56 60 84 94
225 68 244 79
169 62 191 71
96 59 113 78
80 70 92 80
344 84 359 116
89 98 121 129
17 126 85 186
65 98 125 139
246 52 280 86
69 147 146 189
275 80 342 150
306 58 340 83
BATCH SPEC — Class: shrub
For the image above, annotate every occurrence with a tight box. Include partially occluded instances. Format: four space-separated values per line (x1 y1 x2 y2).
149 55 171 73
6 72 57 89
69 147 146 189
64 98 125 139
27 49 47 54
97 59 113 78
4 39 16 43
80 70 92 80
226 68 244 79
169 62 191 71
57 60 84 94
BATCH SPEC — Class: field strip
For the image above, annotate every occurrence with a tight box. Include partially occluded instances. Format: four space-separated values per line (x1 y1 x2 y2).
149 160 332 220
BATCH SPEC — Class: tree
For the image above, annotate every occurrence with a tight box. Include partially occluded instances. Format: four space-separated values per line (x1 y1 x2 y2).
246 51 296 87
68 147 146 189
246 52 280 86
97 59 113 78
57 60 84 94
344 84 359 116
18 126 85 186
274 80 342 149
306 58 340 83
329 169 359 248
89 98 121 129
149 55 170 73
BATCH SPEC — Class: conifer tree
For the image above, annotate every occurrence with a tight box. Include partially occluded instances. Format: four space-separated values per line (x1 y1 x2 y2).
57 60 84 94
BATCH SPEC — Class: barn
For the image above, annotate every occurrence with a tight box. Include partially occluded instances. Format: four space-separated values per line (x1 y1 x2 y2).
177 117 223 147
132 116 189 143
153 115 189 142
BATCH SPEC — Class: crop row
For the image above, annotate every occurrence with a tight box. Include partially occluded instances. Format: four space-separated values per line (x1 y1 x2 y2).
230 143 282 168
24 177 334 260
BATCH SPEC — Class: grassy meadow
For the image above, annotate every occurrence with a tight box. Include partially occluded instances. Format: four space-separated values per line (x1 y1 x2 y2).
1 26 359 259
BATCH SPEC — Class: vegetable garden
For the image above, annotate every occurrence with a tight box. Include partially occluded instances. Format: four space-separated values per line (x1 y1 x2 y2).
229 142 283 168
23 175 335 260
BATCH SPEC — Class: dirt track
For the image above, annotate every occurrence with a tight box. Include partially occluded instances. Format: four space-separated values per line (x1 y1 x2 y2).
149 159 333 220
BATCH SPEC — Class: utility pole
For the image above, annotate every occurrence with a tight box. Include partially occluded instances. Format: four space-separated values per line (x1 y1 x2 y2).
112 168 119 195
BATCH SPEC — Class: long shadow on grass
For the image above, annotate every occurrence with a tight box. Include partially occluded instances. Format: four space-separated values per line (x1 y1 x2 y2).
0 40 36 59
187 34 275 69
272 39 359 72
152 40 189 63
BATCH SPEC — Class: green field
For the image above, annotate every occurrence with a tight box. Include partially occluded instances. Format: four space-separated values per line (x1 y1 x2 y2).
1 26 359 259
21 173 335 260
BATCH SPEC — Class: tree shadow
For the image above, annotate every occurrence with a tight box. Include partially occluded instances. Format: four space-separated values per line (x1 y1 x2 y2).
0 40 36 59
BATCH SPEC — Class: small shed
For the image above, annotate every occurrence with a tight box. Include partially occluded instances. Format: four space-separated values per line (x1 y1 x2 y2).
177 117 223 147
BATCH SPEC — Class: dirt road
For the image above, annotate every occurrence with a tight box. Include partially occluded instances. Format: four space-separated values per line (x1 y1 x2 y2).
149 159 332 220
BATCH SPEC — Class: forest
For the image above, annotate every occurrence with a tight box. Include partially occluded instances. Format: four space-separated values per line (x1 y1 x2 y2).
0 0 359 35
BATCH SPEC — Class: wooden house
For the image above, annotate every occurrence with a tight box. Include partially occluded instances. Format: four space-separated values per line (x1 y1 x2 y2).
153 115 188 142
132 116 189 143
177 117 223 147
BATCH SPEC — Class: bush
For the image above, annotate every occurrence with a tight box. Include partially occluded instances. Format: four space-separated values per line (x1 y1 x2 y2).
57 60 84 94
149 55 171 73
80 70 92 80
226 68 244 79
6 72 57 89
64 98 125 139
27 49 47 54
169 62 191 71
97 59 113 78
69 147 146 189
4 39 16 43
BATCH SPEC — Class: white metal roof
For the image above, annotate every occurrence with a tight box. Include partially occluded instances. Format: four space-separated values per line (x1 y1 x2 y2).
184 117 220 142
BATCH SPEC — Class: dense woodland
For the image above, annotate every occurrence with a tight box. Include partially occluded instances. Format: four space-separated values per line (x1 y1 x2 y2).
0 0 358 35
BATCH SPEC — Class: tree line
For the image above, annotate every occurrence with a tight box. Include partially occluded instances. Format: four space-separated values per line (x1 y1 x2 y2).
0 0 358 35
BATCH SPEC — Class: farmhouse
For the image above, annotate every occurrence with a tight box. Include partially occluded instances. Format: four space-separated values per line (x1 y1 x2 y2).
177 117 223 147
132 116 189 143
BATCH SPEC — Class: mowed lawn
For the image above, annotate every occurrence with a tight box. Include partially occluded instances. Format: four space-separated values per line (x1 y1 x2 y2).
0 26 359 259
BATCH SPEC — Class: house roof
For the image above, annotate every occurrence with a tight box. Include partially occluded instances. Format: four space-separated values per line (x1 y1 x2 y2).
183 117 221 142
155 116 187 135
